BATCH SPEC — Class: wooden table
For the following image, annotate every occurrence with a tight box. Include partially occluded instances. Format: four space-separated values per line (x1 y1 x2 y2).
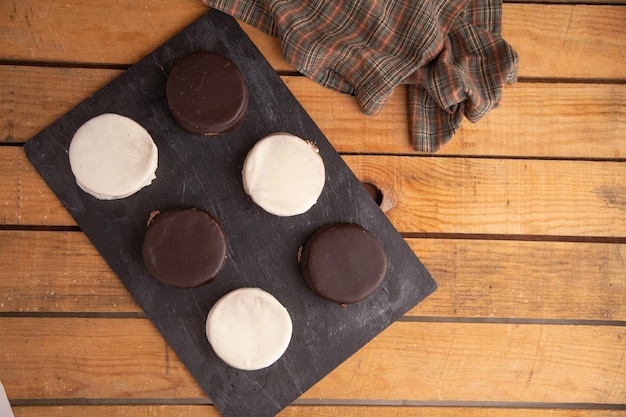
1 0 625 416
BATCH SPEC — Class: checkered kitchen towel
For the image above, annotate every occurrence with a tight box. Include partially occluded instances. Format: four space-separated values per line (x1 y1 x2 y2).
203 0 519 152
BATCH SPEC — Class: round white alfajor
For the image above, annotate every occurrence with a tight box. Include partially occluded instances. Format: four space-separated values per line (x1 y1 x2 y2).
206 287 292 371
242 132 325 216
69 113 158 200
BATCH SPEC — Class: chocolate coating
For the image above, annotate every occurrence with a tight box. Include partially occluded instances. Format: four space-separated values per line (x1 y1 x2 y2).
166 51 248 135
142 207 227 288
299 223 387 304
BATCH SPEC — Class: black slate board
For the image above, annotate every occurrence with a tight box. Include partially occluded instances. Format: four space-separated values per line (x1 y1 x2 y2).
24 10 437 417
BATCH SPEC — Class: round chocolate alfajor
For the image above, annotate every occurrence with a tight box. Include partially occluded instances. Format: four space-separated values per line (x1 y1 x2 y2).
299 223 387 304
142 207 227 288
166 51 248 135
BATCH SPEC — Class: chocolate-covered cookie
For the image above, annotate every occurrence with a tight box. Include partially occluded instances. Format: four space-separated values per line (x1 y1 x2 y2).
299 223 387 304
142 207 227 288
166 51 248 135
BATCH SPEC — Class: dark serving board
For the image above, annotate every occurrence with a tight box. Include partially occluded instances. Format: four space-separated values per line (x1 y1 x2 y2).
24 10 437 417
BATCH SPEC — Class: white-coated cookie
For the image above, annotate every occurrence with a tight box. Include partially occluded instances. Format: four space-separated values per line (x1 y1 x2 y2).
206 287 292 371
242 132 325 216
69 113 158 200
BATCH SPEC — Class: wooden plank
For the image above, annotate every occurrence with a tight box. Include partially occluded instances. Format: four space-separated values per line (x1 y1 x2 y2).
0 0 208 64
0 66 122 144
409 238 626 320
0 317 205 399
502 4 626 80
0 231 136 313
1 318 624 404
10 405 626 417
3 148 625 237
346 155 626 237
0 147 74 227
1 1 625 80
3 65 626 159
2 231 625 321
289 78 626 158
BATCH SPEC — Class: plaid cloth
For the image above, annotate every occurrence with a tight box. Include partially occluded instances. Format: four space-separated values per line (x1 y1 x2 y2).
202 0 519 152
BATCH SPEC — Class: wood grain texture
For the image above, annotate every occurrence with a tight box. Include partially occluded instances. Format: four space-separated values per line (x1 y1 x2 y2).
3 65 625 158
10 405 626 417
502 4 626 80
0 0 208 64
1 318 624 404
346 155 626 237
1 1 625 80
0 147 73 226
411 238 626 320
3 148 625 236
0 66 122 144
0 317 205 400
2 231 625 321
289 79 626 158
0 230 134 313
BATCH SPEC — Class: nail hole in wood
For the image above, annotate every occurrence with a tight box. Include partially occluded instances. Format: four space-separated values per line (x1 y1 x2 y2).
362 182 383 206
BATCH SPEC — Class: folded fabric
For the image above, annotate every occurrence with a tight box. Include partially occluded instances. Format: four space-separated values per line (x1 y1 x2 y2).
202 0 519 152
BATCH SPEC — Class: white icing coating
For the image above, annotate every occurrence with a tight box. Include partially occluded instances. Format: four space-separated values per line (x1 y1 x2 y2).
206 287 292 371
68 113 158 200
242 132 325 216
